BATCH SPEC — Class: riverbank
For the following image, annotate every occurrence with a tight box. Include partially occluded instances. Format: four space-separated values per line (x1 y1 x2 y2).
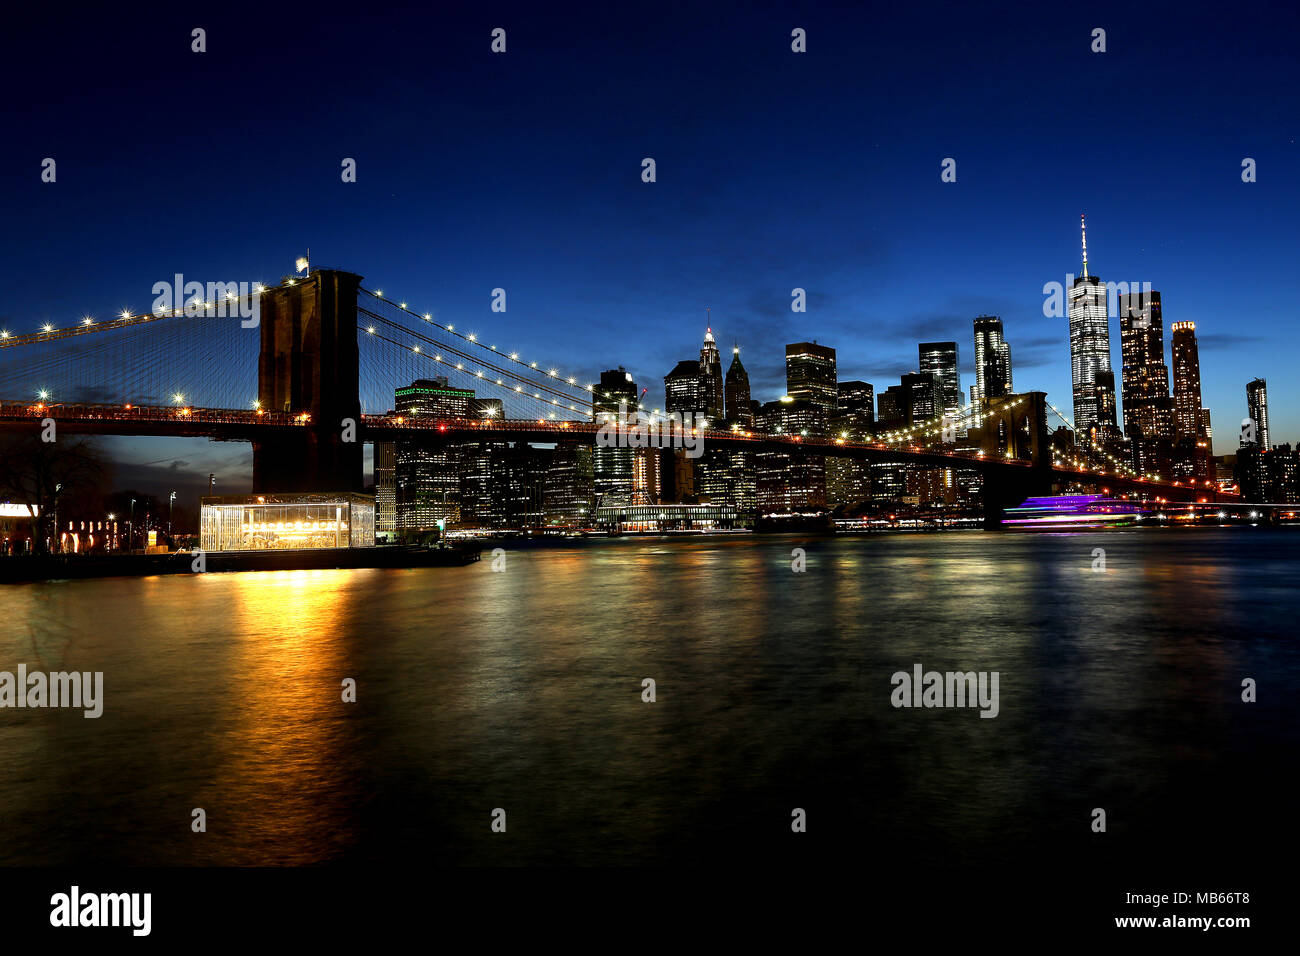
0 544 480 583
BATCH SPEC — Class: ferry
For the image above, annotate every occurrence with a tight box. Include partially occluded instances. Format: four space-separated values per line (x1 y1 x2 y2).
1001 494 1147 529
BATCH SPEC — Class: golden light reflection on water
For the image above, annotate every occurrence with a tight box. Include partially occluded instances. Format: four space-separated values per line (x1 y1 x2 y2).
203 569 359 864
0 531 1293 867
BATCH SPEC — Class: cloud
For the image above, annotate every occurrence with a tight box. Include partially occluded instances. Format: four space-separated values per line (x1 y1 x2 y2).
1196 333 1264 350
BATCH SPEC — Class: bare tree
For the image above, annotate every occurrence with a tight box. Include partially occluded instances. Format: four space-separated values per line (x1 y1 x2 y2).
0 433 107 554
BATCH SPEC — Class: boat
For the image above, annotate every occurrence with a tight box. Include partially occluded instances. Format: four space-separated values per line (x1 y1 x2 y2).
1001 494 1147 529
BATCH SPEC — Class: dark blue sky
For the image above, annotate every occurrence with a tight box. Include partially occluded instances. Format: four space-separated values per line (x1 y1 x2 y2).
2 0 1297 500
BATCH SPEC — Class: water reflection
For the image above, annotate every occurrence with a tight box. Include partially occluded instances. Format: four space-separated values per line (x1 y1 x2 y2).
0 529 1295 866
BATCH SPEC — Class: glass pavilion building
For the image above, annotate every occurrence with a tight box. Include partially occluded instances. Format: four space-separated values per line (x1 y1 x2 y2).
200 493 375 552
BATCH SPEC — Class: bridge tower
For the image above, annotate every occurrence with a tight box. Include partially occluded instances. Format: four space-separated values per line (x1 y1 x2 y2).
978 390 1054 526
252 269 364 493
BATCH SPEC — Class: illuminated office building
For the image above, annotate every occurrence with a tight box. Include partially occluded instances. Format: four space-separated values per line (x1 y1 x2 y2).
1068 216 1118 445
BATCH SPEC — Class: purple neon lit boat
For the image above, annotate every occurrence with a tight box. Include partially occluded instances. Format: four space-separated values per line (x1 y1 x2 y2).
1002 494 1148 529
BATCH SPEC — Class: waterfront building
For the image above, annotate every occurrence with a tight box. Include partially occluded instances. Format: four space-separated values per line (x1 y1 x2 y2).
200 493 375 552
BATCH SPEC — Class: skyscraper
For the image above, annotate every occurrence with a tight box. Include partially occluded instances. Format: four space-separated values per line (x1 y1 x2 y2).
724 345 753 427
543 445 593 526
901 372 943 425
754 397 824 510
972 316 1012 401
1068 216 1118 445
835 380 875 433
699 328 724 422
785 342 837 434
918 342 961 425
374 441 396 536
1095 371 1118 441
664 360 705 419
1170 321 1212 480
394 377 472 531
828 380 874 505
457 397 508 528
1170 321 1205 440
877 385 907 431
1118 289 1174 441
1247 378 1270 449
593 367 638 505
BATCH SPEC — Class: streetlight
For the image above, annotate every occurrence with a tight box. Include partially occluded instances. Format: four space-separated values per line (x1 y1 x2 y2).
129 498 136 551
52 482 63 553
169 491 177 540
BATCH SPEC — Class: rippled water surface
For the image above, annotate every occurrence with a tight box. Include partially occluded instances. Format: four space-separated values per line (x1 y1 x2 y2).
2 529 1296 868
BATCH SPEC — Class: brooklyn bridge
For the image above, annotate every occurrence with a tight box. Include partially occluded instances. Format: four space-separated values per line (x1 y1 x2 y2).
0 268 1234 525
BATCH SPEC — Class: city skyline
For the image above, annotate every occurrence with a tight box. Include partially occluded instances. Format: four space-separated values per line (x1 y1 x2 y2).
2 3 1296 503
1 2 1294 925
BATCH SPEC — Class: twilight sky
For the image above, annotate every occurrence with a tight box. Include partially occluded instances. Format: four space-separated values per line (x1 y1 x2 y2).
2 0 1297 503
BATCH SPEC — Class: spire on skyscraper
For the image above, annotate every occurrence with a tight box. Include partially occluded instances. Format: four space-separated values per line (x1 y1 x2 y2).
1081 213 1089 278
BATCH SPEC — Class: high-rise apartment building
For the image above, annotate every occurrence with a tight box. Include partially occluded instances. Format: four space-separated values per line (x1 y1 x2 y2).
1247 378 1270 449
